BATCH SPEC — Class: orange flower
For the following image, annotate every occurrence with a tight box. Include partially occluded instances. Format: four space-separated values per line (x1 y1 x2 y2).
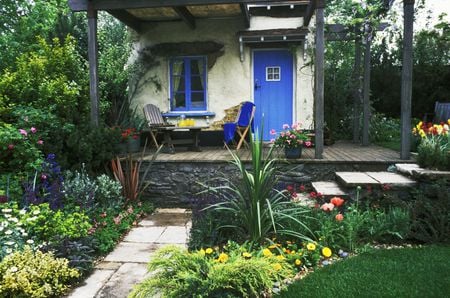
335 213 344 221
330 197 345 207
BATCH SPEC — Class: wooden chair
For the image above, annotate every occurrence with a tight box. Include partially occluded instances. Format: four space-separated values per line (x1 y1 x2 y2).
223 101 256 150
143 104 174 148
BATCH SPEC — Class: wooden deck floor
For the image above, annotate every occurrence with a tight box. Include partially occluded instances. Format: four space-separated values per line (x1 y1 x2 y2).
141 141 414 164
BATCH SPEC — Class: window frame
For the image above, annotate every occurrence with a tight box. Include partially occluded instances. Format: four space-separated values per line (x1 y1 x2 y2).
169 56 208 112
265 66 281 82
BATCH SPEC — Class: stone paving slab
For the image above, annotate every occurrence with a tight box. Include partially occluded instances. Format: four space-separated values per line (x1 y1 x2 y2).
68 269 115 298
396 163 450 180
97 263 149 298
156 226 189 244
312 181 347 196
104 242 162 263
336 172 379 187
395 163 421 176
139 212 191 227
95 262 122 270
123 226 167 243
365 171 416 187
155 208 191 214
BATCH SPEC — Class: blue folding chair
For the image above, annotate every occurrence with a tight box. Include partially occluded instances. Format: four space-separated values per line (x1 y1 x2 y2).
223 101 255 150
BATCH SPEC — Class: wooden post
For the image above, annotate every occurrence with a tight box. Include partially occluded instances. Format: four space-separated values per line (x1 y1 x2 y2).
362 24 371 146
400 0 414 159
314 0 325 159
87 4 99 127
352 35 362 143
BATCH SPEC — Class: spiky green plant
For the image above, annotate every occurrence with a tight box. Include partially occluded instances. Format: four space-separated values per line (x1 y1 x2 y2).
205 130 313 244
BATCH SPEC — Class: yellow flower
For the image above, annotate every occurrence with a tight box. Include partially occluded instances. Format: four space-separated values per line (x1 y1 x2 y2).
290 250 296 254
205 248 213 255
276 255 285 261
199 249 205 256
268 244 277 249
217 253 229 263
295 259 302 266
263 248 273 257
322 247 332 258
306 243 316 251
272 263 282 271
242 252 252 259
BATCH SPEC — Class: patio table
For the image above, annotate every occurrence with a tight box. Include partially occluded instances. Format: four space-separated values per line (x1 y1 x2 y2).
158 126 209 154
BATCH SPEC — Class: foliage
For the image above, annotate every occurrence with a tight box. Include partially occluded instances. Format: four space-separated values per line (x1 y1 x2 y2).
272 123 311 149
0 246 79 298
413 120 450 170
130 245 293 298
409 180 450 244
279 245 450 298
0 123 44 173
206 132 312 244
369 113 401 143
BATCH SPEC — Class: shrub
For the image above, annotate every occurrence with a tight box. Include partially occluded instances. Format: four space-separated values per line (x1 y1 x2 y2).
413 120 450 170
0 247 79 298
130 245 293 298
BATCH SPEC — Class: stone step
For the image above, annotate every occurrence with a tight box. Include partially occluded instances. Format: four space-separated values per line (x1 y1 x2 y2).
311 181 347 197
396 163 450 180
336 171 416 188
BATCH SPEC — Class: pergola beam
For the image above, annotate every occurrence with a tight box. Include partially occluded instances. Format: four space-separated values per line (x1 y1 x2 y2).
68 0 304 11
240 3 250 28
400 0 414 159
303 0 315 27
173 6 196 29
106 10 142 33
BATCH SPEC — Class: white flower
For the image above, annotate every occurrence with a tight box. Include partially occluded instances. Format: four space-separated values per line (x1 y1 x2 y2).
1 208 12 213
21 232 28 237
4 230 13 235
9 266 18 273
4 214 11 218
5 241 14 246
0 226 3 232
32 210 40 215
9 217 18 223
26 239 34 244
19 209 27 215
5 248 12 254
16 222 23 226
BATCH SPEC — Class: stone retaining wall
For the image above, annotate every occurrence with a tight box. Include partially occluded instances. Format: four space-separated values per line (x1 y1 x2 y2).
141 161 391 206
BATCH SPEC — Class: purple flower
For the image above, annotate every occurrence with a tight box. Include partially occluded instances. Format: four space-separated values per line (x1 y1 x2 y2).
37 140 44 145
47 153 56 160
19 129 27 137
270 129 276 135
30 127 37 133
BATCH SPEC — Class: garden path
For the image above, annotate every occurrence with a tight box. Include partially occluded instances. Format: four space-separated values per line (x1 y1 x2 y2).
67 208 192 298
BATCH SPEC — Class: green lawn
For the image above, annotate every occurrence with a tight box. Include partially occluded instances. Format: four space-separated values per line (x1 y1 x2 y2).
279 246 450 298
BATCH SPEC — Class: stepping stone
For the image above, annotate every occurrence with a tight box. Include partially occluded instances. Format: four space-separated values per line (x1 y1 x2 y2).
395 163 422 176
123 226 166 243
156 226 189 244
155 208 191 214
95 262 122 270
312 181 347 196
96 263 149 298
104 242 161 263
335 172 379 187
68 269 115 298
365 172 416 187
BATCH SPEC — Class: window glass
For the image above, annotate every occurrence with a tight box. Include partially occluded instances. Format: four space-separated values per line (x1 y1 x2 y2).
266 66 281 81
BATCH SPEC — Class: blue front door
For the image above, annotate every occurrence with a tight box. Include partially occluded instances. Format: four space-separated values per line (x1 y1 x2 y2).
253 50 293 140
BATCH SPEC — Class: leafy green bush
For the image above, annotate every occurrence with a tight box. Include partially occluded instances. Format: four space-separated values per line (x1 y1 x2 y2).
0 247 79 298
130 245 293 298
414 120 450 170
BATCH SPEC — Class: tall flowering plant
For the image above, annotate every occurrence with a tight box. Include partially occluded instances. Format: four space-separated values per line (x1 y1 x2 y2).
121 128 140 142
271 123 311 149
412 120 450 170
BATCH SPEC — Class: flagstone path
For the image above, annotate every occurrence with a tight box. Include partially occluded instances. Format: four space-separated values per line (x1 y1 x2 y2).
68 208 192 298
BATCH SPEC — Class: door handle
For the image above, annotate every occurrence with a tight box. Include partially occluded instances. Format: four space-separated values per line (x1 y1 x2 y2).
254 79 261 90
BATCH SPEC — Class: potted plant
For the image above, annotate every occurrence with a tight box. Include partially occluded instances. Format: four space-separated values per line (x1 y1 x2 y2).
272 123 311 159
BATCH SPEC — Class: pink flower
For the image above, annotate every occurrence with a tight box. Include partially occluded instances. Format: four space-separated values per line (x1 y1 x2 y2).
335 213 344 221
305 141 312 147
270 129 276 135
19 129 27 137
37 140 44 145
127 206 134 214
41 174 47 180
7 144 14 150
113 216 121 225
282 124 290 130
321 203 335 212
291 123 298 130
280 132 285 137
291 192 298 198
290 134 296 139
330 197 345 207
270 138 275 143
287 139 291 144
100 212 107 218
286 131 291 136
30 127 37 133
309 191 317 198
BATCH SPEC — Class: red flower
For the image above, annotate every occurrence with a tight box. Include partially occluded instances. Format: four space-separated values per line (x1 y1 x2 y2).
335 213 344 221
299 185 306 192
286 185 294 193
309 191 317 198
7 144 14 150
330 197 345 207
291 192 298 198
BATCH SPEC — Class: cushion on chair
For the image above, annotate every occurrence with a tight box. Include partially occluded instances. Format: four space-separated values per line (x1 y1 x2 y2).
223 123 237 144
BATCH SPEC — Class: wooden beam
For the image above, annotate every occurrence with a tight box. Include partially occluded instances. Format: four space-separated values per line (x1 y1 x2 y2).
173 6 196 29
240 3 250 29
107 10 142 33
87 5 99 127
362 29 371 146
400 0 414 159
303 0 315 27
352 35 362 144
69 0 302 12
314 0 325 159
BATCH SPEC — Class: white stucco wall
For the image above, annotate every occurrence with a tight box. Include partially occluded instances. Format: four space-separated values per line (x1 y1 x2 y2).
132 17 314 128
